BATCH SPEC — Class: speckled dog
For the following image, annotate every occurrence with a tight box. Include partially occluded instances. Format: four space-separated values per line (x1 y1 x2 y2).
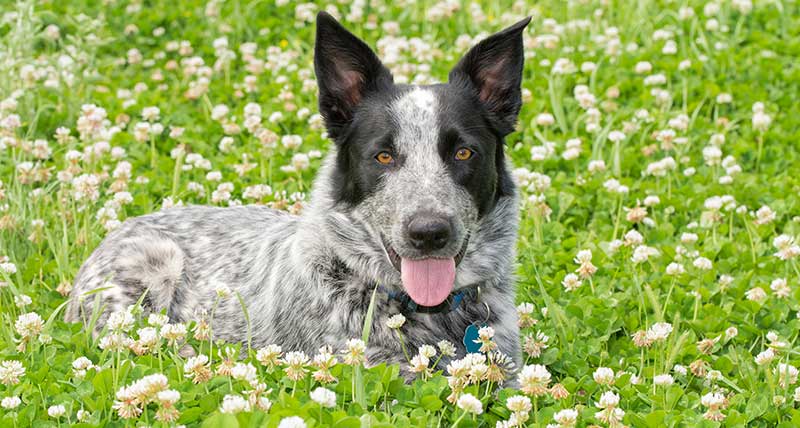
66 12 529 374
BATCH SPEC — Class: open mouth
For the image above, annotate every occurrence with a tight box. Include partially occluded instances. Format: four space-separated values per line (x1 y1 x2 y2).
384 235 469 272
383 235 469 307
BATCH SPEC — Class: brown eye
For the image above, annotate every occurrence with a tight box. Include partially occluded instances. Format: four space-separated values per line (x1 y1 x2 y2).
455 148 473 161
376 151 394 165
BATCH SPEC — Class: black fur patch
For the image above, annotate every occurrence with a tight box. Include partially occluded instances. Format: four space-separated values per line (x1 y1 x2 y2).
315 13 527 214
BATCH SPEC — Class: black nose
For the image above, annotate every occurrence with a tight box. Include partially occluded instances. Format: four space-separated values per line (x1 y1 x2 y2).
407 215 452 251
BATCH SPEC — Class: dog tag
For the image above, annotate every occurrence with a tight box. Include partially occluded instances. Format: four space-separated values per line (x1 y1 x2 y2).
463 323 486 354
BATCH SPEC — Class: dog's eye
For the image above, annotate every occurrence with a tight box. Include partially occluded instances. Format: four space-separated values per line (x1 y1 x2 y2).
455 148 473 161
375 151 394 165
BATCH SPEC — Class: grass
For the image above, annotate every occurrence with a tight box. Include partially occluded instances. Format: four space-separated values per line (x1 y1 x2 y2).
1 0 800 426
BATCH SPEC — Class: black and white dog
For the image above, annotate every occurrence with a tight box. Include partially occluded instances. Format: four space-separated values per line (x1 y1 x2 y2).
66 12 529 372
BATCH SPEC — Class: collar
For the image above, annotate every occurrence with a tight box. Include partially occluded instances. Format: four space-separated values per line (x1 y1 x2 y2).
377 284 482 314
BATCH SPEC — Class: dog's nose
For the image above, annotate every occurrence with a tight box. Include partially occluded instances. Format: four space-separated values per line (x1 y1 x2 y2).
407 215 452 251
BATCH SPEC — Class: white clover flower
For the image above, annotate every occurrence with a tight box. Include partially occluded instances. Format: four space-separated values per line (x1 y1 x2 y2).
608 130 626 142
745 287 767 302
580 61 597 73
653 374 674 386
553 408 578 426
310 387 337 408
157 389 180 405
770 278 791 298
596 390 620 409
666 262 685 275
624 229 643 246
634 61 652 74
438 340 456 357
0 262 17 274
230 362 257 383
1 396 21 409
72 357 94 371
0 361 25 386
643 195 660 207
456 393 483 415
141 106 160 121
419 344 437 359
603 179 621 193
574 249 592 264
754 205 776 225
755 348 775 365
631 245 659 263
593 367 615 385
702 146 722 166
770 331 784 342
551 58 576 75
716 92 732 103
48 404 66 418
278 416 307 428
693 257 713 270
517 302 534 316
107 309 134 332
386 314 406 329
214 282 231 298
732 0 753 14
588 160 606 173
518 364 551 396
506 395 532 413
646 322 673 342
681 233 699 244
147 313 169 327
211 104 229 121
752 110 771 131
160 323 187 343
220 394 251 414
561 273 582 292
701 391 725 412
535 113 555 126
15 312 43 338
775 364 798 388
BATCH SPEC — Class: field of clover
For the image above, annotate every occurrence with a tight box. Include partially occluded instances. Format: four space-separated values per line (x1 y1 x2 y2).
1 0 800 426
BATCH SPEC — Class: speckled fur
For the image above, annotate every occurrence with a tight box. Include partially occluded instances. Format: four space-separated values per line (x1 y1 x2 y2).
65 151 520 372
66 18 524 376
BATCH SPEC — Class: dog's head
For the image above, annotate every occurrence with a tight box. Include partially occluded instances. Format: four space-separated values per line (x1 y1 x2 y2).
314 12 529 307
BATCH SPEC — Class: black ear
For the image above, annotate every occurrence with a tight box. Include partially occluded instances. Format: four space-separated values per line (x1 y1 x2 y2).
448 17 531 135
314 11 393 140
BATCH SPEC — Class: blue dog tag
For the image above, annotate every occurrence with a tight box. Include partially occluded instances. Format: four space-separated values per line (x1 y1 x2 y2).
463 323 486 354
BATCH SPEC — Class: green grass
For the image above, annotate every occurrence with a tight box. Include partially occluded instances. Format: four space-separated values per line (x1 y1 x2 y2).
1 0 800 426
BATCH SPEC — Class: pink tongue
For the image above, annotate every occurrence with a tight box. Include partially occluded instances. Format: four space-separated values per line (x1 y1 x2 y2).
400 258 456 307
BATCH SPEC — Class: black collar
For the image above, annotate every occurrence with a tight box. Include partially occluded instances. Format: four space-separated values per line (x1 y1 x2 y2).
376 284 482 314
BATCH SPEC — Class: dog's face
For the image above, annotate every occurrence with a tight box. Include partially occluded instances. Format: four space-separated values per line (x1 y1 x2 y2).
314 12 529 307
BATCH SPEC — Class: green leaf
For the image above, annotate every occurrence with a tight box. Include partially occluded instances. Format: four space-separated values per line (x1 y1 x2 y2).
332 416 362 428
745 392 768 421
419 395 443 411
201 412 240 428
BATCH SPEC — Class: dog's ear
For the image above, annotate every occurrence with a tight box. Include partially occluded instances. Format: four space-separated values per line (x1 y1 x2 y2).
448 17 531 135
314 11 393 140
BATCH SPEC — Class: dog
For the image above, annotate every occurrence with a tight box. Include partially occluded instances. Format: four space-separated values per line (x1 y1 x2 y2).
66 12 529 375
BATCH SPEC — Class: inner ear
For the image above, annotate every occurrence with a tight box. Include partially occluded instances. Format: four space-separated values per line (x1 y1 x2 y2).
314 11 393 140
476 58 510 104
448 17 531 135
338 69 366 107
